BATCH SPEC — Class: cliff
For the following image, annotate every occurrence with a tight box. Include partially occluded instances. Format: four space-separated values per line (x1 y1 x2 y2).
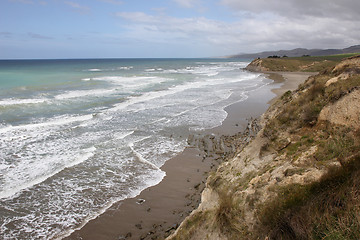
167 55 360 240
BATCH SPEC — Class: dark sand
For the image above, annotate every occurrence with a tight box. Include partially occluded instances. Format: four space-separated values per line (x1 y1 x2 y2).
64 71 314 240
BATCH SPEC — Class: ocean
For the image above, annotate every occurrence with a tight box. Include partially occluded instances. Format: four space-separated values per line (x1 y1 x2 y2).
0 58 266 239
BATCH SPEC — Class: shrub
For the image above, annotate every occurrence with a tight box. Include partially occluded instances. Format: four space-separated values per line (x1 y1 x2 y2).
302 103 322 126
308 82 325 101
281 90 292 101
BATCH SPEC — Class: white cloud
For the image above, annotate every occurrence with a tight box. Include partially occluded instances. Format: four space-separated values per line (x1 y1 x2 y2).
98 0 123 5
9 0 34 4
115 12 159 23
64 1 90 14
218 0 360 52
115 9 360 55
116 12 226 39
8 0 50 5
28 32 53 39
221 0 360 20
172 0 199 8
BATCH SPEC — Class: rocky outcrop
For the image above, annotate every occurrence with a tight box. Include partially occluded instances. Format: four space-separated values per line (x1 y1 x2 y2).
319 88 360 128
188 118 261 158
331 54 360 74
245 58 269 72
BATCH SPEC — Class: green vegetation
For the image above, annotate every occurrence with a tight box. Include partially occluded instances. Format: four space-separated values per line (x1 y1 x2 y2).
259 53 360 72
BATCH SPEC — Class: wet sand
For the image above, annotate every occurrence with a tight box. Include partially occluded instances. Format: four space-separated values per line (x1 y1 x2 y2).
65 71 315 240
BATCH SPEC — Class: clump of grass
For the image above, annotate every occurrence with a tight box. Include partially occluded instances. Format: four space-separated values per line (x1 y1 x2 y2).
216 190 236 232
302 102 323 126
256 156 360 240
281 90 292 102
283 168 306 177
215 189 250 239
208 172 223 189
259 143 270 157
278 104 298 126
309 82 325 100
286 142 302 156
263 121 278 141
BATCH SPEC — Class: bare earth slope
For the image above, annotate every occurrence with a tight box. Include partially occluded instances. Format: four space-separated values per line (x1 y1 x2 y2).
168 55 360 240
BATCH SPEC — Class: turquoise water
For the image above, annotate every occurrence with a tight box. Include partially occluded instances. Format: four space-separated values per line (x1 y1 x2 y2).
0 58 264 239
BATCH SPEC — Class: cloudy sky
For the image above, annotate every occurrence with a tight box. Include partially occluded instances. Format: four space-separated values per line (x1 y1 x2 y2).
1 0 359 59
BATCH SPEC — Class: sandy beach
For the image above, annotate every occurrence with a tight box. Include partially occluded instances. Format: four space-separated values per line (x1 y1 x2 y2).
65 71 315 240
265 71 318 104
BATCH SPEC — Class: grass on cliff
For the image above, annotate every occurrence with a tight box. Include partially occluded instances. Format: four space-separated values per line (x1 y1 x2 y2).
263 63 360 145
259 53 360 72
257 156 360 240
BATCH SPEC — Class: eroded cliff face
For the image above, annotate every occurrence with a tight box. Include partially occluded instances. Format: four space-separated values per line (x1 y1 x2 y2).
168 56 360 240
319 89 360 128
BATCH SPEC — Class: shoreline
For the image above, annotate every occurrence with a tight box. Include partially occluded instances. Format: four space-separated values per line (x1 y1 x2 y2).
65 71 314 240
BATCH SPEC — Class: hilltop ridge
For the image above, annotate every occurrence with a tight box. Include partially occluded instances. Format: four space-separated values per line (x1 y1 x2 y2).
228 45 360 59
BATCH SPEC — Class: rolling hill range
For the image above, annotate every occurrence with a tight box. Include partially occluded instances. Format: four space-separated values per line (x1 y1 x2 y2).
229 45 360 59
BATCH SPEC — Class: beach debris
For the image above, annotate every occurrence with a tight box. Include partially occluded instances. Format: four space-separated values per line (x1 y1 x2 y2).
136 198 146 204
118 232 132 240
165 224 179 233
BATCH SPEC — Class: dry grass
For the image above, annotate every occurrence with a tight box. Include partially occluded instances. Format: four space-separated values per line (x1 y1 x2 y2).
215 188 251 240
170 211 209 240
256 156 360 240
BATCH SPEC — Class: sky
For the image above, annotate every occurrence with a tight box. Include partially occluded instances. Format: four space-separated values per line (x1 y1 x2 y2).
1 0 360 59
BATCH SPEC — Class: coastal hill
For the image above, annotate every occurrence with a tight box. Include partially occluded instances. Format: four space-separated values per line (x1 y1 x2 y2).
168 54 360 239
228 45 360 59
245 53 360 72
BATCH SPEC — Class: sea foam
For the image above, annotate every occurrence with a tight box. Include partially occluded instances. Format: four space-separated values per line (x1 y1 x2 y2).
0 98 48 106
0 114 94 134
0 146 96 199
